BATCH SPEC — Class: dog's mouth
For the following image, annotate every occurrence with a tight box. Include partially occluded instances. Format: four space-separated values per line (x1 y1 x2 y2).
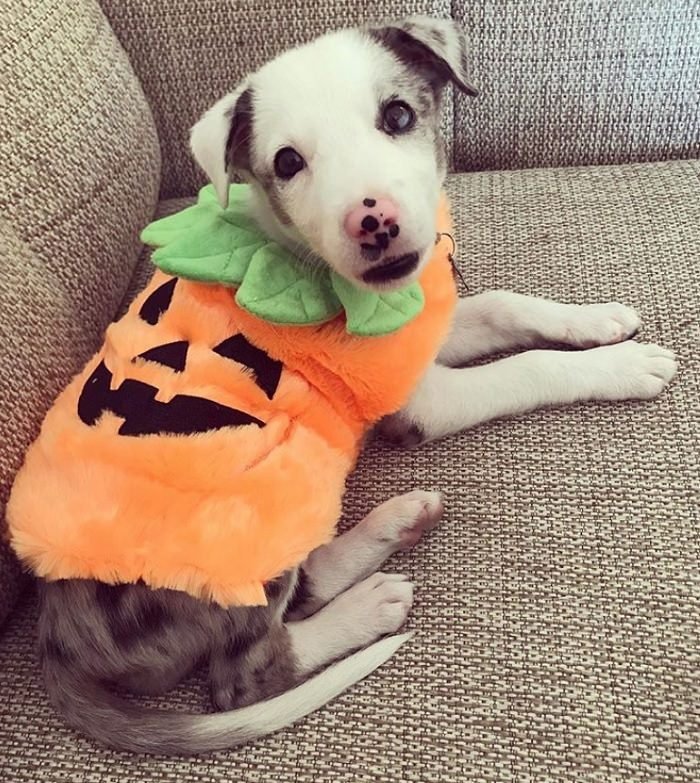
361 252 420 285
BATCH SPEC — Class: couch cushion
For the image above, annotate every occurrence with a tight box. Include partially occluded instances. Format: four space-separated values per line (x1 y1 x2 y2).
0 0 161 625
1 159 696 780
99 0 455 199
454 1 700 170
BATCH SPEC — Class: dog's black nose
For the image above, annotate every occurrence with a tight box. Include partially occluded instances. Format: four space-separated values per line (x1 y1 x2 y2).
345 197 401 260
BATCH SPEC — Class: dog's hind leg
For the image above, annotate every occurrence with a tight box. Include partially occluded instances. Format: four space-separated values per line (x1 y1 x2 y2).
284 491 443 620
210 572 413 709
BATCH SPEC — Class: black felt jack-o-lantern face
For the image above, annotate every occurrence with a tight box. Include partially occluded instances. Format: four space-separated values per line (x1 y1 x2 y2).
78 280 283 437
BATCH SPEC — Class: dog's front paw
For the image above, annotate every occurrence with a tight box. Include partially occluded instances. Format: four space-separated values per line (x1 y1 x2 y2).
586 340 678 400
563 302 641 349
366 490 444 550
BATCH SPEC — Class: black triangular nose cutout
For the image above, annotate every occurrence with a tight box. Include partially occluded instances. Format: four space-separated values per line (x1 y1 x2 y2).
213 334 282 400
137 341 189 373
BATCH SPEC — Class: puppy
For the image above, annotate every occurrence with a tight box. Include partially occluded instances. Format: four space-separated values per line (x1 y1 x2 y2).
13 17 676 755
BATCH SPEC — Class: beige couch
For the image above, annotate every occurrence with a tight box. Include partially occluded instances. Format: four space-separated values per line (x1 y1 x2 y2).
1 1 698 780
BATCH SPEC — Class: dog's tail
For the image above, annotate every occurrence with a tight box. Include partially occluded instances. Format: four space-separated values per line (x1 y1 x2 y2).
43 632 411 754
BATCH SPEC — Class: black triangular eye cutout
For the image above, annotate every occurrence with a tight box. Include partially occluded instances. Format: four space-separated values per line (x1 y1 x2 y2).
138 278 177 325
213 334 282 400
78 360 114 426
136 341 189 373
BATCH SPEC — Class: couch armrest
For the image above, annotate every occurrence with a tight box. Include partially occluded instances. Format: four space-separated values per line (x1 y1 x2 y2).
0 0 161 626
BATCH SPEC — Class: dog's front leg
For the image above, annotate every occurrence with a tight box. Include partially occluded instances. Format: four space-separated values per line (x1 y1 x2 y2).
437 291 643 366
381 341 677 446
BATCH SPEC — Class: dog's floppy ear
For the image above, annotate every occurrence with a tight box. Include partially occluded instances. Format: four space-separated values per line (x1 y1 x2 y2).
369 16 478 97
190 85 254 208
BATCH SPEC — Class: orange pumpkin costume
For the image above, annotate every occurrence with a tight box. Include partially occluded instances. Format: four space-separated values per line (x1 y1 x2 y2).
8 198 457 607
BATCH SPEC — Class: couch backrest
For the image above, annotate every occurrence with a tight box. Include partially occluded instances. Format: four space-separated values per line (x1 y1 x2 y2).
455 0 700 171
0 0 161 626
102 0 699 199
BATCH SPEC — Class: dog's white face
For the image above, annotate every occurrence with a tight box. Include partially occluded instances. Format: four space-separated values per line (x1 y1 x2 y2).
191 17 477 291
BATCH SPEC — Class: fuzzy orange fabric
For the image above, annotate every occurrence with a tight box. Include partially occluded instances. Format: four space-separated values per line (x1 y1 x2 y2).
8 200 457 606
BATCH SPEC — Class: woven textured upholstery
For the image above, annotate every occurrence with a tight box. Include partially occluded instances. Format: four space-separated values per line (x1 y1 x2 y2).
100 0 700 190
455 0 700 170
1 162 697 781
99 0 455 199
0 0 161 626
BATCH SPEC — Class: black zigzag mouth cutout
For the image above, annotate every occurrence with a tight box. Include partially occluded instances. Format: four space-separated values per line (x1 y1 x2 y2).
78 361 264 437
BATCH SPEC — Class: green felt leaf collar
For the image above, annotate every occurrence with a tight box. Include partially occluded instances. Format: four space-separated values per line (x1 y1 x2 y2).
140 184 424 336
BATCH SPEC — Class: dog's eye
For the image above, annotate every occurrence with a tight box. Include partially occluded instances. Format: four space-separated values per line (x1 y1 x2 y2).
274 147 306 179
382 101 416 135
